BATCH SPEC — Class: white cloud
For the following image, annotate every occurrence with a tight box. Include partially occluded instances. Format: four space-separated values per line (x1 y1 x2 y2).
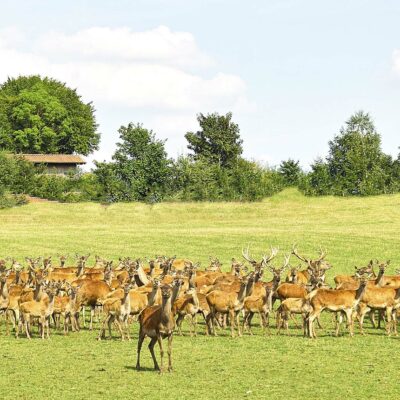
0 26 251 112
0 26 254 164
36 26 213 68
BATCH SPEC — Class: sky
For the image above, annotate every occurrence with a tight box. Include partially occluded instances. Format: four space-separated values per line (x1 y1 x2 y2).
0 0 399 170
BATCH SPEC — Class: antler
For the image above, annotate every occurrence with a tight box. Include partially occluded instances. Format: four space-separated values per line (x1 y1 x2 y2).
242 244 256 265
317 246 327 261
262 246 278 265
291 244 308 263
281 253 291 272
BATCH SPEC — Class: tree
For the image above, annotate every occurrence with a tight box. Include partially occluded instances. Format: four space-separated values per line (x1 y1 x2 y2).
94 123 171 202
278 159 302 185
185 112 243 167
0 75 99 155
326 111 389 195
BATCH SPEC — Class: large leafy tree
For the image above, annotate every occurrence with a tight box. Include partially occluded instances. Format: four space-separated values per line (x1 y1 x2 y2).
94 123 171 202
327 111 389 195
278 159 302 185
185 112 243 167
0 75 99 155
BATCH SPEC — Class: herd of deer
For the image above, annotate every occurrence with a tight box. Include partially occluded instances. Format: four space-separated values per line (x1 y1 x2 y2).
1 246 400 372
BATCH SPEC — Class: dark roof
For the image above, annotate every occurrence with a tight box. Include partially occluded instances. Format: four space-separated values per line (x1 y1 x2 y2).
19 154 86 164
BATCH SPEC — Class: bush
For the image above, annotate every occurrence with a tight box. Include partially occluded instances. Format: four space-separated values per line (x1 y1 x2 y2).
169 156 283 201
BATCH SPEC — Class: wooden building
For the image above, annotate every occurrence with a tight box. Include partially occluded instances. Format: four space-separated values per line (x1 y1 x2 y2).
20 154 86 175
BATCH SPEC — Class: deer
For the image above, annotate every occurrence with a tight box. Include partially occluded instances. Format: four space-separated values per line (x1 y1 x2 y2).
205 273 254 337
0 270 12 333
276 273 327 336
334 260 377 288
242 285 274 335
174 267 200 336
136 279 183 373
17 284 57 339
357 283 400 336
98 284 133 341
306 274 370 338
291 244 332 283
75 262 114 330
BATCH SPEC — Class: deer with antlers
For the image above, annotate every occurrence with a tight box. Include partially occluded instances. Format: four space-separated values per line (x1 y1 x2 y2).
136 279 183 373
291 244 332 283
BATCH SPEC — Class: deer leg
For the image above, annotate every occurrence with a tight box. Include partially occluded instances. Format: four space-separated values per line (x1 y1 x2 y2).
157 335 164 373
97 315 108 340
236 311 242 337
176 314 184 336
24 317 31 340
167 334 173 372
136 331 145 371
392 310 398 336
89 306 95 331
82 307 86 328
107 315 114 339
369 310 376 328
289 312 300 329
229 309 235 338
307 311 319 339
192 314 197 337
345 310 354 337
385 307 393 336
115 318 124 340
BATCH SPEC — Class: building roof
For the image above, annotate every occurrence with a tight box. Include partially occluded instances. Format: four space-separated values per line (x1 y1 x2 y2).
19 154 86 164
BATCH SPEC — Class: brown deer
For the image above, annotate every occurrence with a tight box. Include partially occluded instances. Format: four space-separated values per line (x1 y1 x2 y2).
136 279 182 373
17 284 57 339
98 284 132 340
242 285 274 335
75 262 114 330
357 284 400 336
334 260 376 288
174 268 200 336
205 274 254 337
292 244 332 283
307 275 369 338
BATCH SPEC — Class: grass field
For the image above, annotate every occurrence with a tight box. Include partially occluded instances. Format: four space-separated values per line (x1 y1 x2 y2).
1 188 400 400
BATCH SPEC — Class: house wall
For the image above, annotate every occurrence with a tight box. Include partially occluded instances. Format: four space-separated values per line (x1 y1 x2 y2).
42 163 80 175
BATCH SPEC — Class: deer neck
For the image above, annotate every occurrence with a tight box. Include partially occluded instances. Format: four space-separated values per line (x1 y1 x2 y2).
171 284 181 304
355 283 367 304
236 284 247 304
46 294 56 315
122 290 131 309
148 286 159 307
189 272 196 289
191 289 199 308
136 266 150 286
76 264 85 277
160 296 172 323
34 283 44 301
375 269 384 286
246 279 255 297
0 280 8 299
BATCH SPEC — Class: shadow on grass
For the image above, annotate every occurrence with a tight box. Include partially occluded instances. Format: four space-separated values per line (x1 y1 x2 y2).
125 365 158 372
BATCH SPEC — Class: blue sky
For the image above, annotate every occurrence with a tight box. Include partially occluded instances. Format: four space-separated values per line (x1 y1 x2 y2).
1 0 399 169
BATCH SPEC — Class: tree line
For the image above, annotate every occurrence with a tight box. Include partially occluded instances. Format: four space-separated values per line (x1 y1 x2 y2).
0 75 399 207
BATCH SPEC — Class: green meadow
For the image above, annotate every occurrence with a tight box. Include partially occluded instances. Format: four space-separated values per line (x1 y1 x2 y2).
1 188 399 400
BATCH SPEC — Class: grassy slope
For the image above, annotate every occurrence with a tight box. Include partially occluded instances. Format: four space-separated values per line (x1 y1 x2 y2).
1 188 400 400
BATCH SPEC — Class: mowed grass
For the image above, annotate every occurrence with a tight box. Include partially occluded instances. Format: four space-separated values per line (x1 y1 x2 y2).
1 188 400 400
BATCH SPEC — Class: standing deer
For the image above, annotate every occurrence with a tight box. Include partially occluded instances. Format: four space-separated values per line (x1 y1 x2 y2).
136 279 182 373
